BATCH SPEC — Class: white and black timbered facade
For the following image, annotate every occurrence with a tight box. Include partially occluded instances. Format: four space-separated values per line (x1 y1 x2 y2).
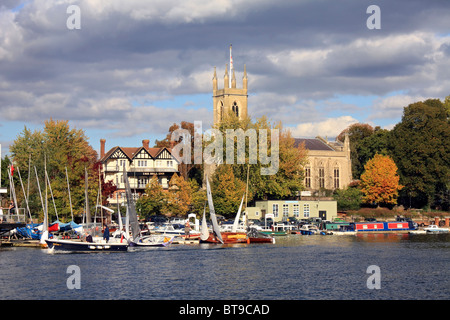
99 139 179 205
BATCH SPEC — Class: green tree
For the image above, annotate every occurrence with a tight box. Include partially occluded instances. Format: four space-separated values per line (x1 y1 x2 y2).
337 123 375 179
390 99 450 209
357 127 392 170
189 178 206 215
333 187 363 211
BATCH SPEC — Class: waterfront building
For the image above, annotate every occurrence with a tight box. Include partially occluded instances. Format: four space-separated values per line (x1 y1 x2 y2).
99 139 179 205
247 199 337 223
295 135 353 193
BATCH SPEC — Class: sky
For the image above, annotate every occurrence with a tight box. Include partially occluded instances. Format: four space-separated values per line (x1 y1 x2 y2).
0 0 449 158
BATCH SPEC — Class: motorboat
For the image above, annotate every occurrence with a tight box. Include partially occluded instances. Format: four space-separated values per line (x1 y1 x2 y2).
298 224 320 235
154 222 201 238
330 224 357 235
424 225 449 233
129 234 175 247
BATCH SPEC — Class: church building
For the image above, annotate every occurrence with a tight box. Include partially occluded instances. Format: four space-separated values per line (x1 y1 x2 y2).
211 46 352 194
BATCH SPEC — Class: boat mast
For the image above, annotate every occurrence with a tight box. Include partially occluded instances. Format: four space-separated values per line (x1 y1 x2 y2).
17 166 32 222
84 167 91 224
65 167 74 222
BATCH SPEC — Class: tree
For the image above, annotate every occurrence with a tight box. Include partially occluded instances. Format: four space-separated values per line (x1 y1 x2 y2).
188 178 206 215
337 123 375 179
333 187 363 211
210 164 246 218
9 119 102 222
360 154 403 207
214 113 307 201
136 176 167 218
389 99 450 209
357 127 392 171
166 173 192 217
155 121 202 182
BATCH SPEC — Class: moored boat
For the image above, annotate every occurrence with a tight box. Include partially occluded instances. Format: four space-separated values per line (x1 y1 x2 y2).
351 221 416 233
298 224 320 235
46 238 128 252
423 225 449 233
199 177 248 244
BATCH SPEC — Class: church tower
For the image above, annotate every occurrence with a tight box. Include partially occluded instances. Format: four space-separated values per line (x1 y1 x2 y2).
213 45 248 126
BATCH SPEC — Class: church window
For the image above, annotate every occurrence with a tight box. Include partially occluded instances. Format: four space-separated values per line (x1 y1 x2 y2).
232 101 239 117
319 167 325 188
305 167 311 188
218 101 223 122
334 167 340 189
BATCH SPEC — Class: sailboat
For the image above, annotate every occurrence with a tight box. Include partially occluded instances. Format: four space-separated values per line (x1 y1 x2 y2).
123 166 174 248
199 176 248 244
45 168 128 252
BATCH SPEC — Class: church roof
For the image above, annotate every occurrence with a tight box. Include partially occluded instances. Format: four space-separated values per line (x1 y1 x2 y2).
294 138 336 151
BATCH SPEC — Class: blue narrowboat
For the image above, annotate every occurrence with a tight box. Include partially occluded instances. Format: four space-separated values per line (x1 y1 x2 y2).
351 221 416 233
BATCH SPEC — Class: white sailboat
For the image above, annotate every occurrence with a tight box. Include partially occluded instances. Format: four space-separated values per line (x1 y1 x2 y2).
123 166 174 248
200 176 248 244
45 167 128 252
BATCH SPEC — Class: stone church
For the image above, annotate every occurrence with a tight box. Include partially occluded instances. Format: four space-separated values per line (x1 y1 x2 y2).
211 53 352 193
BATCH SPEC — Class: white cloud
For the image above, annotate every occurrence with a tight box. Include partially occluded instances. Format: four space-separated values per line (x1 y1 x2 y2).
288 116 359 138
368 94 427 121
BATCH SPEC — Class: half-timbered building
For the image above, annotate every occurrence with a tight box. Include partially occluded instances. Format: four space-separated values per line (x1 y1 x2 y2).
99 139 179 205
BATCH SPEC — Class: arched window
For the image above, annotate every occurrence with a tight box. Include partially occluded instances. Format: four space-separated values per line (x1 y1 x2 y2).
334 164 340 189
218 101 223 122
232 101 239 117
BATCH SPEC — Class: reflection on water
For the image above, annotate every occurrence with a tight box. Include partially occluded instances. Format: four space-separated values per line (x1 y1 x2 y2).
0 233 449 300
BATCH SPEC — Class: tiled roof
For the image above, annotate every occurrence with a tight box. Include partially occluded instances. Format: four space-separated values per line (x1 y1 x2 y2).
294 138 335 151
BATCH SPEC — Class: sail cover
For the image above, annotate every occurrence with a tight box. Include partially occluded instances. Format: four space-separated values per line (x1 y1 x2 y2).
232 194 245 232
206 176 223 243
123 166 140 243
200 203 209 241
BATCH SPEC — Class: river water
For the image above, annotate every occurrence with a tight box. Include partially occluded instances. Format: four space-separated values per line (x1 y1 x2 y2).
0 233 449 301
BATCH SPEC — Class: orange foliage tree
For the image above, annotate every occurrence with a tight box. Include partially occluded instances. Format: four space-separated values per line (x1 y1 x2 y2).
360 154 403 207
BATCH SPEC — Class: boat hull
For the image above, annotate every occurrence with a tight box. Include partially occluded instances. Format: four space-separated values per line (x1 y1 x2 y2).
248 237 274 243
200 232 248 244
46 239 128 252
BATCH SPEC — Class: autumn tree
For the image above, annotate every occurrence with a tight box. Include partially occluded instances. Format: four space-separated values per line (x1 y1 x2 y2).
9 119 105 222
166 173 192 216
154 121 202 182
214 113 307 202
136 176 166 218
360 154 403 207
210 164 246 218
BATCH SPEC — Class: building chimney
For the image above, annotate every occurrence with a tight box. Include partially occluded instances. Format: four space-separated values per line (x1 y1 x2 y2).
142 139 150 150
100 139 106 158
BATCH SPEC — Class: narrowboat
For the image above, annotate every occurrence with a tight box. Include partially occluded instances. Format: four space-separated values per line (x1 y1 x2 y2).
351 221 416 233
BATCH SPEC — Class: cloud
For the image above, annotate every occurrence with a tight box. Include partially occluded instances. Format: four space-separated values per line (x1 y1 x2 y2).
1 0 450 152
368 94 427 121
288 116 359 138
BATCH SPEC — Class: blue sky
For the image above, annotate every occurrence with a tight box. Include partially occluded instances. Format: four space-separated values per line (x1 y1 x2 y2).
1 0 449 158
